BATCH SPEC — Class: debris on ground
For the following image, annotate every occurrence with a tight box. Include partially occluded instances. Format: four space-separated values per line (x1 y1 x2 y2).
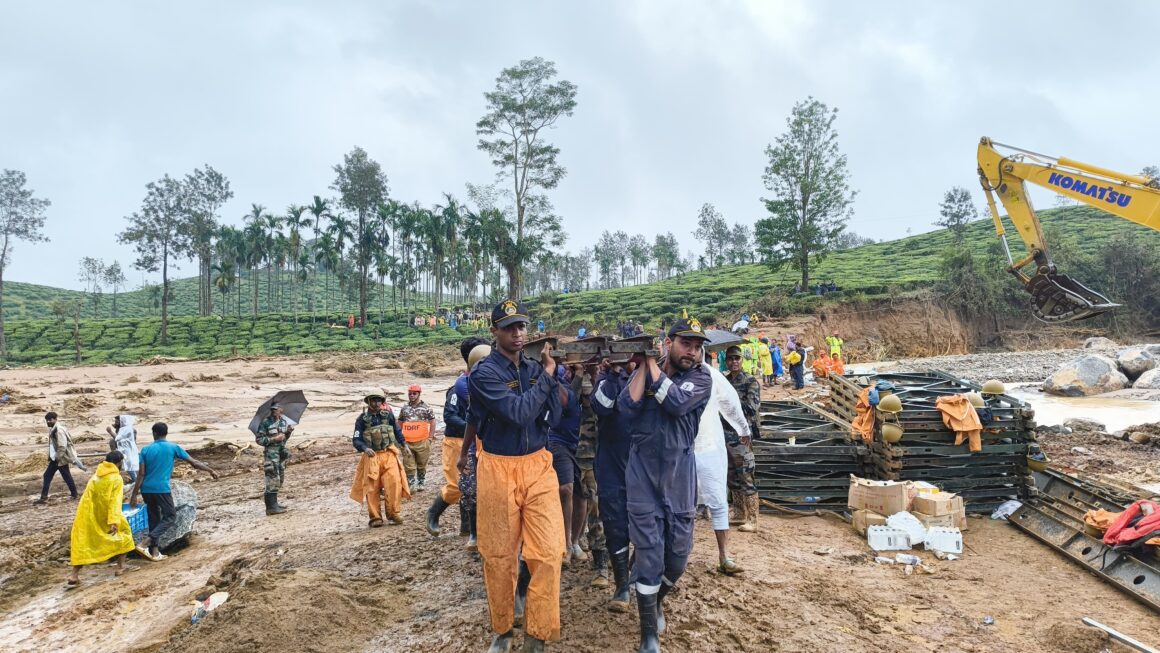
189 374 223 383
62 395 99 415
61 387 100 395
253 367 280 380
149 372 180 383
12 451 48 472
121 375 141 385
14 402 43 414
115 388 155 400
190 425 212 432
404 352 435 378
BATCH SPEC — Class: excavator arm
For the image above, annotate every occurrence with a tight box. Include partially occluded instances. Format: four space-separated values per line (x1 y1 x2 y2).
977 137 1160 322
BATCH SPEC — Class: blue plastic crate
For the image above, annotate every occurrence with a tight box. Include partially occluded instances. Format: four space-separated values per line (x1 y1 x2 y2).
122 504 148 535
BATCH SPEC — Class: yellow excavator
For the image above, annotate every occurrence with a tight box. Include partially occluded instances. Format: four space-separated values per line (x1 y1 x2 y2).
977 137 1160 322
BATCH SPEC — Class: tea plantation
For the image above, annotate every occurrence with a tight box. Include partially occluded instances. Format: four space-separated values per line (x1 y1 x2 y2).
529 206 1160 328
2 205 1154 366
3 313 481 367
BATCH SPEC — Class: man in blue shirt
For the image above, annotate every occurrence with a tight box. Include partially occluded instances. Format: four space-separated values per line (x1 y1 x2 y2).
469 299 562 653
129 422 217 561
547 368 582 566
618 318 712 653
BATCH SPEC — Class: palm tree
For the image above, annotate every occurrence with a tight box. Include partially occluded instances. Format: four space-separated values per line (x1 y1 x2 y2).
327 214 354 314
260 211 283 311
306 196 332 314
314 232 338 319
243 205 271 315
429 194 463 312
284 204 310 322
212 260 237 317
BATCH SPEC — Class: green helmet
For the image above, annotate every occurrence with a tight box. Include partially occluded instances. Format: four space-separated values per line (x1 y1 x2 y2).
881 422 904 444
877 394 903 414
981 379 1006 395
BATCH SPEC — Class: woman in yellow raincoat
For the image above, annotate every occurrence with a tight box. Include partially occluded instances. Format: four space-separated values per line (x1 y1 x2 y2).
757 336 775 386
68 451 136 586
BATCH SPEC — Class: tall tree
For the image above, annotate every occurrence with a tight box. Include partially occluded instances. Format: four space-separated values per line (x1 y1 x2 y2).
284 204 310 322
694 203 730 267
593 230 625 289
476 57 578 299
726 223 753 265
77 256 106 317
306 195 332 312
118 175 191 345
331 147 389 325
103 261 127 317
242 206 269 315
0 170 50 360
652 232 680 281
184 166 232 316
429 194 463 311
627 234 651 285
756 97 856 289
935 186 978 244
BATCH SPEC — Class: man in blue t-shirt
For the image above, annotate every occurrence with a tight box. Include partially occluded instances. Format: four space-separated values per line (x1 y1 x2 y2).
129 422 217 560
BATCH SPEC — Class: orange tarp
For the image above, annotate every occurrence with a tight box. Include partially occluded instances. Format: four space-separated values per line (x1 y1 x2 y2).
935 394 983 453
851 386 875 445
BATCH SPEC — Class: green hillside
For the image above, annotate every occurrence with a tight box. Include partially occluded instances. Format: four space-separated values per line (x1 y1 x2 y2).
1 204 1154 367
4 312 479 367
530 205 1160 328
0 270 414 321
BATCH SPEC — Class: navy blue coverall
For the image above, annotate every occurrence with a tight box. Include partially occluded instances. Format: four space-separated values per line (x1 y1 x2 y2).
591 368 632 556
617 362 712 594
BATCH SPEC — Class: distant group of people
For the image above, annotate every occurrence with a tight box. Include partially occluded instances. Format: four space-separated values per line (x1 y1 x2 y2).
791 280 840 296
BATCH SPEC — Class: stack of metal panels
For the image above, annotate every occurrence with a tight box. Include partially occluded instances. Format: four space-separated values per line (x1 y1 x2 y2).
752 400 871 511
828 370 1037 514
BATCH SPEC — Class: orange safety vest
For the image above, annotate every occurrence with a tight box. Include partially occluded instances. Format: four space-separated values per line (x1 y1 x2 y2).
401 420 432 443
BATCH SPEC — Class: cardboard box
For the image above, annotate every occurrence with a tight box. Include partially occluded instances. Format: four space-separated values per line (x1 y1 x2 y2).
913 493 963 517
852 509 887 535
847 475 916 516
914 506 968 531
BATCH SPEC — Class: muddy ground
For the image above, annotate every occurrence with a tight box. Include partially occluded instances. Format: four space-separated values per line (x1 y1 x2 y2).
0 348 1157 652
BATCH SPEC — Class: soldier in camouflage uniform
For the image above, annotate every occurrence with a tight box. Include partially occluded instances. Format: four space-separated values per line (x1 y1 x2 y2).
724 345 762 533
573 362 609 589
255 404 293 516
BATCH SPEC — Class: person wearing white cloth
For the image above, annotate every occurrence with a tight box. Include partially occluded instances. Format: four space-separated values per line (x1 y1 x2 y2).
106 415 140 482
696 359 751 575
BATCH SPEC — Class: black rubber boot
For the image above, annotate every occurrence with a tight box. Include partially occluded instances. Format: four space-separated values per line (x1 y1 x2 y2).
656 582 672 634
426 494 449 536
590 549 610 588
513 560 531 627
524 636 546 653
459 505 471 537
636 592 661 653
609 549 631 613
486 630 514 653
464 505 478 551
264 492 285 515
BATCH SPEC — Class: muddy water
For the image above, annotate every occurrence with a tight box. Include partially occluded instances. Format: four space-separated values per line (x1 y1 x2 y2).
1008 384 1160 432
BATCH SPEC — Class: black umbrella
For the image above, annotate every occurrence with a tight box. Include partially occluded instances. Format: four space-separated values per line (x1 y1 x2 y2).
704 329 744 350
249 390 309 434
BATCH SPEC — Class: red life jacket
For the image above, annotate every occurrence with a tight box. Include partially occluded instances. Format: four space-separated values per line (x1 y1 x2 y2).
1103 500 1160 546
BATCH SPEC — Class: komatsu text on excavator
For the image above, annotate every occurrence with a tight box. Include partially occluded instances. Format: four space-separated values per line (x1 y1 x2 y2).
977 137 1160 322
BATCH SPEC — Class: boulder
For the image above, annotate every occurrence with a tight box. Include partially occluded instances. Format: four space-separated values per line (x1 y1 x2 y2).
1084 337 1118 350
1146 344 1160 358
1043 354 1129 397
1063 417 1106 433
1135 369 1160 390
1129 432 1153 445
1116 347 1156 380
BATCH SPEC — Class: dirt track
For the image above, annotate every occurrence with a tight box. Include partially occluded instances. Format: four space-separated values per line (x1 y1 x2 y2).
0 351 1156 652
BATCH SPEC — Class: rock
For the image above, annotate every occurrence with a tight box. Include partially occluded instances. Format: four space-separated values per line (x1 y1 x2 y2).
1129 432 1152 445
1145 344 1160 357
1063 417 1106 433
1116 347 1156 380
1043 355 1129 397
1134 369 1160 390
1070 446 1093 455
1084 337 1118 350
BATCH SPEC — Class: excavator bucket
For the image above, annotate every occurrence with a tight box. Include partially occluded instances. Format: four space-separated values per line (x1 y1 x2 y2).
1026 272 1120 323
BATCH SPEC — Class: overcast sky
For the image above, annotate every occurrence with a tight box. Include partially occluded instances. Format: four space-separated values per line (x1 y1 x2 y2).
4 1 1158 290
